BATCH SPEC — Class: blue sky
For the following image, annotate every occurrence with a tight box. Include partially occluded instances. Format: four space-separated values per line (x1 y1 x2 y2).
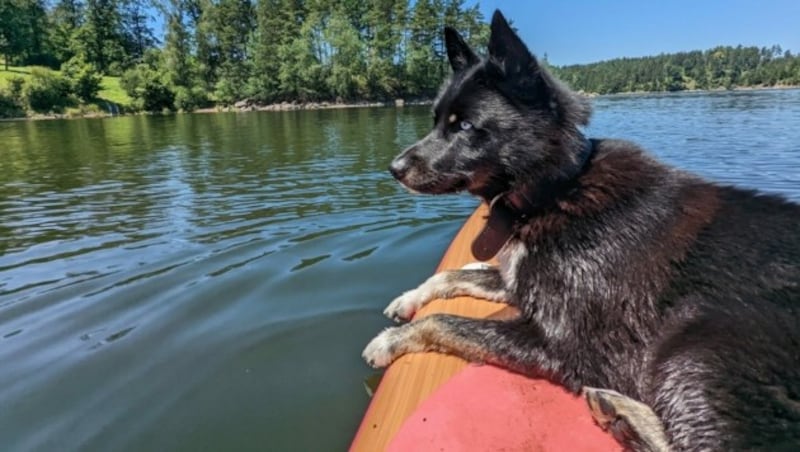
479 0 800 65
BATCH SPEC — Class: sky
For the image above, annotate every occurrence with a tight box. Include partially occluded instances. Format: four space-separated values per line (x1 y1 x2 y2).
477 0 800 66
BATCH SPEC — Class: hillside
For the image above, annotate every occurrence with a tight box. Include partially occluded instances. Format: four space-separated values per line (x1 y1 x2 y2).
0 64 132 118
550 45 800 94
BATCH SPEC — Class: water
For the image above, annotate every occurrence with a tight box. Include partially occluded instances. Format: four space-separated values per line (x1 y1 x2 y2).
1 89 799 451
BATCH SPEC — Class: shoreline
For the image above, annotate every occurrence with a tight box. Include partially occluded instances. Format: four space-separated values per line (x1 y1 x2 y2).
194 98 431 114
591 84 800 98
2 85 798 122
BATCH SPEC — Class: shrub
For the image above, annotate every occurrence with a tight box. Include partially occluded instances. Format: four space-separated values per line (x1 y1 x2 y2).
7 76 25 102
23 67 72 112
64 103 103 118
173 85 207 112
0 89 25 118
62 58 103 102
121 64 175 112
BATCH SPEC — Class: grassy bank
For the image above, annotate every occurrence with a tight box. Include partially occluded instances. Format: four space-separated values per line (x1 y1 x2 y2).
0 64 132 119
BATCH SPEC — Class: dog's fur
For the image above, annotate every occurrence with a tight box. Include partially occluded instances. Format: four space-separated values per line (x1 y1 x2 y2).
363 10 800 451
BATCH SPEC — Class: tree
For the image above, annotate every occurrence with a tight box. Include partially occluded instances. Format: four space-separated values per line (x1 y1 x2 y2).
121 48 175 111
21 0 52 65
364 0 406 99
121 0 156 62
161 0 191 88
277 14 324 101
405 0 440 97
325 7 366 100
0 0 50 68
73 0 127 73
49 0 84 64
208 0 254 103
0 0 28 69
247 0 291 102
184 0 218 91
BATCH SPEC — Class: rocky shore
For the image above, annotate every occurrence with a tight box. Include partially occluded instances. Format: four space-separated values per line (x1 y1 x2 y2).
196 98 430 113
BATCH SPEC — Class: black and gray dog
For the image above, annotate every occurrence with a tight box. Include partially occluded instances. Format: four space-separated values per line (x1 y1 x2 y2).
363 9 800 451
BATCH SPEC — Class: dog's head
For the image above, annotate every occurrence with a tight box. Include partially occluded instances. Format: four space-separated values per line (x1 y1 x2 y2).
389 10 592 202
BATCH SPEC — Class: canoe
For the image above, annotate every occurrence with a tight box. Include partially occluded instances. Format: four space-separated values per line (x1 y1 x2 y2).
351 204 621 451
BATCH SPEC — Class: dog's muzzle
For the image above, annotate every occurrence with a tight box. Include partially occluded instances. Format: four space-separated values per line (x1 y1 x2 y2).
388 158 408 181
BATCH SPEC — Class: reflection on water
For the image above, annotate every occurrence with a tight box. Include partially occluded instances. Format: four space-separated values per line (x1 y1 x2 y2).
1 89 799 451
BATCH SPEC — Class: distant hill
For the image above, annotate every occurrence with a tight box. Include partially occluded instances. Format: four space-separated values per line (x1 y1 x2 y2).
549 45 800 94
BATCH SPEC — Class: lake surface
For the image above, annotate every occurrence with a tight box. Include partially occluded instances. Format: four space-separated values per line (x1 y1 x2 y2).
1 89 799 451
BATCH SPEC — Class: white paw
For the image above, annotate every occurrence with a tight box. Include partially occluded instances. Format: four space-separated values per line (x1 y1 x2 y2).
383 289 426 322
384 274 448 322
462 262 492 270
362 327 401 368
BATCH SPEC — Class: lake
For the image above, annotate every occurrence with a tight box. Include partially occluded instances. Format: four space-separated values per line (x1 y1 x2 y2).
1 89 799 451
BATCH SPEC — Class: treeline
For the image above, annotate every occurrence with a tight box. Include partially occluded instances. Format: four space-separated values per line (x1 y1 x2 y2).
155 0 487 108
0 0 155 72
2 0 800 117
552 45 800 94
1 0 488 113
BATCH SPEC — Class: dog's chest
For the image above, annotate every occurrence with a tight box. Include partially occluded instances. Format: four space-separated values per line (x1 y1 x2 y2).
497 239 584 338
497 240 528 292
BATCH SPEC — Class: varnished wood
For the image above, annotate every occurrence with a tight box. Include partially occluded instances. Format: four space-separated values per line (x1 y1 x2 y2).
350 204 519 452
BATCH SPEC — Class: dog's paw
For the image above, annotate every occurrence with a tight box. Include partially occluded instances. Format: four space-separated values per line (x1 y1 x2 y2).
584 387 670 452
584 387 626 428
384 289 425 322
384 274 449 322
362 327 402 368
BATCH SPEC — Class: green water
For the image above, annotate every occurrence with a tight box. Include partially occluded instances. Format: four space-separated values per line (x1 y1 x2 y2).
1 90 799 451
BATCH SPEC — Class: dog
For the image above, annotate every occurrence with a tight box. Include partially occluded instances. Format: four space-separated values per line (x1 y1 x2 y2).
362 10 800 451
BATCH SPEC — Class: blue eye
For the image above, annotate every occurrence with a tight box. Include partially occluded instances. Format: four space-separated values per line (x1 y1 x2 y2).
460 120 473 131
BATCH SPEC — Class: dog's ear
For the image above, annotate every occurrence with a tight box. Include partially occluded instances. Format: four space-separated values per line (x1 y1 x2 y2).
445 27 479 72
487 10 592 126
488 10 540 82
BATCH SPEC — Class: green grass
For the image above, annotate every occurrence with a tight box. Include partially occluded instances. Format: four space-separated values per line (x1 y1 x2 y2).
0 64 34 83
97 75 131 107
0 62 133 112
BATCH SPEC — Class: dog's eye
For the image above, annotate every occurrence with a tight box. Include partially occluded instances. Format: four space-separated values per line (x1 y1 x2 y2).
459 120 473 131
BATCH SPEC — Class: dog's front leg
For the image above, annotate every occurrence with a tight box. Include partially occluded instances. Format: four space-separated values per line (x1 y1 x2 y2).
384 265 508 322
363 314 557 376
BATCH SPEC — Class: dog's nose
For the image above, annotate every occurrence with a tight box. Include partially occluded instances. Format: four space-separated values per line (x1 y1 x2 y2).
389 159 408 180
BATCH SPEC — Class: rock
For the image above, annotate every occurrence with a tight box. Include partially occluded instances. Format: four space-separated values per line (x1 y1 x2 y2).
395 99 405 107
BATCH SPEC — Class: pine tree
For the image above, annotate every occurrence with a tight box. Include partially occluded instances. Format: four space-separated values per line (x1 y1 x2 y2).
247 0 293 102
185 0 218 92
120 0 156 62
161 0 192 88
0 0 51 68
364 0 406 99
0 0 30 69
326 6 366 100
277 8 323 101
49 0 84 64
405 0 440 97
209 0 254 103
21 0 51 65
73 0 127 73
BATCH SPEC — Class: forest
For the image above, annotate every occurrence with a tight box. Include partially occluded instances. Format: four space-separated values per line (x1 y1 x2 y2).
551 45 800 94
1 0 799 117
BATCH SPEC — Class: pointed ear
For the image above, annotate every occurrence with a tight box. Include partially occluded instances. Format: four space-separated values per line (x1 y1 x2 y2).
488 10 540 79
445 27 479 72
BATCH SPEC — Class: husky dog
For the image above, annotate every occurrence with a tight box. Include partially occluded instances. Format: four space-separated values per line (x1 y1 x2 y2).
362 9 800 451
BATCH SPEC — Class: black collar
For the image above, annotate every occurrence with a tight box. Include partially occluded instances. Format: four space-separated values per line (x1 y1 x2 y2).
471 138 595 261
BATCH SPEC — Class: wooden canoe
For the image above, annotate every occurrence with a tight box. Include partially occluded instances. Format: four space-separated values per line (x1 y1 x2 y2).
350 204 621 451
